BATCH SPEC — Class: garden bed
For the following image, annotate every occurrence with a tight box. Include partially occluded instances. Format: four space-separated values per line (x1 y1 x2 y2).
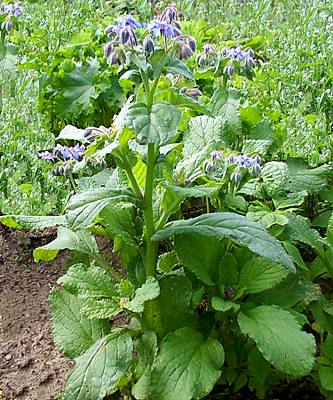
0 225 325 400
0 226 72 399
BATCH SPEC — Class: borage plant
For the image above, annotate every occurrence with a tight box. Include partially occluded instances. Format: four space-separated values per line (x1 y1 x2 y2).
3 6 317 400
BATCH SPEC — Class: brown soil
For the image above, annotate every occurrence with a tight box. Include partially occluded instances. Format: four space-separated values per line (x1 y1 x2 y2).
0 225 73 400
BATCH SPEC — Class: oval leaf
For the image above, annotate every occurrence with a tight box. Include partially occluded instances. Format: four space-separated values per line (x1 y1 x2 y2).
152 212 295 271
63 332 133 400
238 305 316 376
49 289 110 358
150 327 224 400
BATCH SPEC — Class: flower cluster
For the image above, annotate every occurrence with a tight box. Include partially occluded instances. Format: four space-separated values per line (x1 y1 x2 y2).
147 5 181 39
38 144 85 163
228 154 262 183
1 1 22 31
197 44 218 69
204 150 227 179
221 47 256 76
1 2 22 16
104 6 196 65
104 15 142 64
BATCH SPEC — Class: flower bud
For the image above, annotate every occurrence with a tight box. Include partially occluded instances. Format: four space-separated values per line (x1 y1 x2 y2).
2 19 12 31
143 35 154 55
178 42 192 60
204 44 216 54
104 24 116 37
221 47 229 57
161 6 177 24
104 42 113 58
187 37 196 52
246 48 254 57
173 21 182 31
184 87 202 98
96 159 107 169
120 27 130 44
197 55 206 68
246 57 256 68
83 127 97 144
250 163 262 177
223 63 235 76
204 160 216 175
231 169 242 183
63 163 74 176
228 154 236 164
107 50 121 66
211 150 223 161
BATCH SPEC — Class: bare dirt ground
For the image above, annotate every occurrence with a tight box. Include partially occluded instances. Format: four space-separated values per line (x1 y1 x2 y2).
0 225 73 400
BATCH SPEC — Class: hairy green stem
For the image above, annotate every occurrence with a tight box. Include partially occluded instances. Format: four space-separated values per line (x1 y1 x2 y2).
140 69 150 101
68 172 77 193
144 143 157 277
121 153 143 200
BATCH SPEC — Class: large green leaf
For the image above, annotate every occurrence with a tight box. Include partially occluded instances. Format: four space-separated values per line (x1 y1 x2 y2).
285 159 333 194
49 289 110 358
160 185 218 222
54 58 99 118
165 57 194 80
175 233 223 285
0 215 67 229
238 305 316 376
63 332 133 400
319 367 333 391
261 162 288 195
58 264 118 298
33 227 100 262
124 277 160 313
156 272 195 334
285 213 324 252
132 332 158 400
210 87 241 146
150 327 224 400
58 125 86 142
66 188 137 229
238 257 289 294
125 101 181 145
58 264 120 319
100 206 138 245
153 212 295 271
176 115 226 179
247 206 289 229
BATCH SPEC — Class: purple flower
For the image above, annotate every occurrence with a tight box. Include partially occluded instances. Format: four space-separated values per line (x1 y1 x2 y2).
55 144 72 160
118 15 141 29
211 150 223 161
221 46 255 66
1 2 22 17
54 144 85 161
204 44 216 54
105 15 141 37
38 150 56 162
228 154 262 177
70 144 85 160
147 20 180 38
